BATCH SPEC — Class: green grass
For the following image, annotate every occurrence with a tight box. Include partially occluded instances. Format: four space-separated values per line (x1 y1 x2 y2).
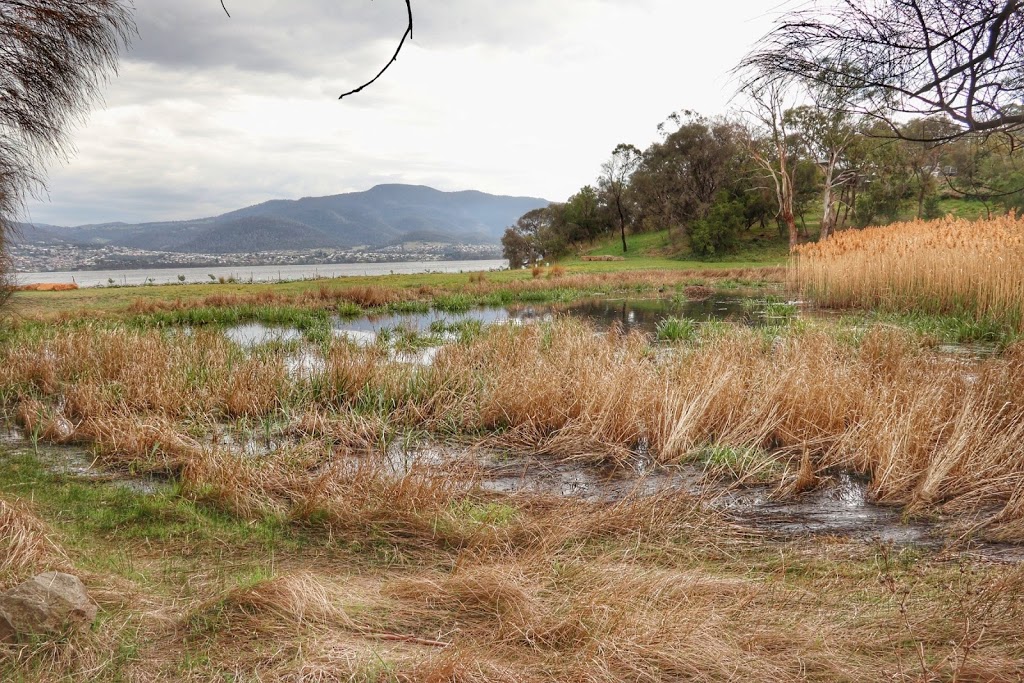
0 450 290 555
565 227 786 264
655 317 698 343
838 310 1020 347
562 228 788 269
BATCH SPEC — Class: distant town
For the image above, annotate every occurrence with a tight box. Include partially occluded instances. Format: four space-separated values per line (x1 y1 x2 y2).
12 241 503 273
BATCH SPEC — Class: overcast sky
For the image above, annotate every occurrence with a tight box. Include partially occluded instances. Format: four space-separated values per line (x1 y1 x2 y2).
24 0 787 226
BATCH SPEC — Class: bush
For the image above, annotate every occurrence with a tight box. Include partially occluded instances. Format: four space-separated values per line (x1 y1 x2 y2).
689 195 743 258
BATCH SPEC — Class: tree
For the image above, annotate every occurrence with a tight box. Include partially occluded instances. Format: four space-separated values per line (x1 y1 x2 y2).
0 0 132 299
900 117 961 218
742 0 1024 140
598 144 641 253
631 111 742 242
740 82 801 250
500 208 548 266
787 99 859 240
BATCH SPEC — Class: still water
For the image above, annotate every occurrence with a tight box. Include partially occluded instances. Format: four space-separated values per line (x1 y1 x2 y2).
334 296 757 336
14 259 509 288
225 295 781 346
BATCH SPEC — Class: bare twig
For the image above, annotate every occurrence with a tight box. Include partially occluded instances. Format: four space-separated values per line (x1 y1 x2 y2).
339 0 413 100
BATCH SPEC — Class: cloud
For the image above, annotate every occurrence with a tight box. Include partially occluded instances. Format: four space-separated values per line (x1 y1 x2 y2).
24 0 779 226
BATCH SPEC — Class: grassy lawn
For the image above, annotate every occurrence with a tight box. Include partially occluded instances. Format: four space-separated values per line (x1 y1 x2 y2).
568 228 790 267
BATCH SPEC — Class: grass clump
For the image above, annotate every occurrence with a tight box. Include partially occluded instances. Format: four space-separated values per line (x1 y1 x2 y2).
655 316 698 342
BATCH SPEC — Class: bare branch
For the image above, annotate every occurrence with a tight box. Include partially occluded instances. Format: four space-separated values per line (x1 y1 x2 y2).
339 0 413 100
739 0 1024 141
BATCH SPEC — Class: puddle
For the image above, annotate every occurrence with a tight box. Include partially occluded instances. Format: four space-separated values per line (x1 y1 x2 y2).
225 323 302 346
381 443 936 544
285 349 325 377
0 427 167 494
6 416 1019 556
225 295 799 370
329 295 785 340
721 473 932 544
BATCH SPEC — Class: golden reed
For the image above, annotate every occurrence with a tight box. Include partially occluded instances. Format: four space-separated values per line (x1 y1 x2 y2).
791 215 1024 329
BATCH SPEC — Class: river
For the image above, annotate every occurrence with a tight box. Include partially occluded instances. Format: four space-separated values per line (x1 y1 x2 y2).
13 259 509 288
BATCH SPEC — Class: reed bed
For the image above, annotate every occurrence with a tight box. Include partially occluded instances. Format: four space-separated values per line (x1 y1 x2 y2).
3 320 1024 537
792 215 1024 330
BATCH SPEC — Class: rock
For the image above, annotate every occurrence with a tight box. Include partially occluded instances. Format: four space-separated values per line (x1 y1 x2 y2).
0 572 97 642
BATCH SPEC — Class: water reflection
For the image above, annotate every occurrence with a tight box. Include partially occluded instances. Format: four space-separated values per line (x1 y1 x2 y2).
326 295 766 340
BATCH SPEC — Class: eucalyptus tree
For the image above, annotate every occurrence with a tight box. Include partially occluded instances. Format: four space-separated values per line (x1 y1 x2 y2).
740 82 802 250
786 105 859 239
631 111 743 242
598 144 642 253
900 117 961 218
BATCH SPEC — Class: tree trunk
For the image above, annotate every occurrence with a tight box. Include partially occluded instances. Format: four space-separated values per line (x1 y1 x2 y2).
820 164 835 240
916 173 926 219
616 196 628 253
784 209 798 250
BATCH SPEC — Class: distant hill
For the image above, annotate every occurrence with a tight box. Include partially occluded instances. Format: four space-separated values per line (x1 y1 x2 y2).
12 184 550 253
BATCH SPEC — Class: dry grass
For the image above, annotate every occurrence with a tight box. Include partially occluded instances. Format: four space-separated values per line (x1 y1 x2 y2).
5 320 1024 538
5 325 1024 679
792 215 1024 329
15 283 78 292
138 547 1024 682
0 498 66 588
7 323 1024 536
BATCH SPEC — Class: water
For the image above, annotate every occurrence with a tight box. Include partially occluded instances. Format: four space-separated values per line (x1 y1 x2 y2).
325 295 772 339
225 323 303 346
223 295 782 353
379 443 936 545
14 259 509 288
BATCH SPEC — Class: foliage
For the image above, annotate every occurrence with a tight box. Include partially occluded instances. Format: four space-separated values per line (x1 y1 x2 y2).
0 0 133 304
690 194 745 257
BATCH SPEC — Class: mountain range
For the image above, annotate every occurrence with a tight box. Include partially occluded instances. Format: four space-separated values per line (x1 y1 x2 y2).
14 184 549 254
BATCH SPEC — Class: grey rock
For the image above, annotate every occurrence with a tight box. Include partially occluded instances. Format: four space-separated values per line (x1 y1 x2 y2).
0 572 96 642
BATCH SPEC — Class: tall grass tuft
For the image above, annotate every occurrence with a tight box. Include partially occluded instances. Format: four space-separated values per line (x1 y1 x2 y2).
792 215 1024 331
0 498 67 587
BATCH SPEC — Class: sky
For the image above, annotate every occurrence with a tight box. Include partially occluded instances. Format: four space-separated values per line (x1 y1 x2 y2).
24 0 788 227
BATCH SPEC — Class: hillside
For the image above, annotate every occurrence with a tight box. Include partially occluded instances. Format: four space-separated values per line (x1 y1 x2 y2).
13 184 549 254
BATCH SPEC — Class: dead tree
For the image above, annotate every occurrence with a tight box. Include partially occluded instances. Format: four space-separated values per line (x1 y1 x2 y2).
742 0 1024 141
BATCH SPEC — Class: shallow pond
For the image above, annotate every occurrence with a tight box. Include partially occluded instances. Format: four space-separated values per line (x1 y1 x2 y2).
225 294 794 348
334 295 780 337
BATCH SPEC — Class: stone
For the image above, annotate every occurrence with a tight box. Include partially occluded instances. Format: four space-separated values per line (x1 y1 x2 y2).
0 572 97 642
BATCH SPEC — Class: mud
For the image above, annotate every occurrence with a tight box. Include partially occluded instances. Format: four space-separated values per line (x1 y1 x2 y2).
0 428 167 494
4 426 1020 558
